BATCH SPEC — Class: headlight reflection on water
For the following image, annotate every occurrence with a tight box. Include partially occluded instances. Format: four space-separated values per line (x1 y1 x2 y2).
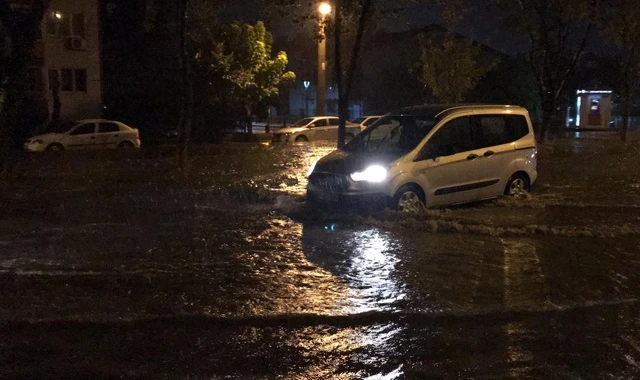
300 225 406 379
342 229 405 313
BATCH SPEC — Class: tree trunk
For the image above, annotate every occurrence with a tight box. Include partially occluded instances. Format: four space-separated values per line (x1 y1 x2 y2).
0 0 50 169
333 0 345 148
48 77 61 133
334 0 372 148
176 0 192 171
245 104 253 138
621 85 631 142
178 58 193 168
538 88 556 143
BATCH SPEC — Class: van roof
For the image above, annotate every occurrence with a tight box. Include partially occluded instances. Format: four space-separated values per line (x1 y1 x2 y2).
389 104 526 119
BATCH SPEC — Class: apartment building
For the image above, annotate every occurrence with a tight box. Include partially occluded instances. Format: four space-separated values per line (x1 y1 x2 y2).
41 0 103 121
8 0 103 124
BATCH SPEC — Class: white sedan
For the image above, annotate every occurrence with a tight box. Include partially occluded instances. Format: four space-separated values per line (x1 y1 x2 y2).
24 119 141 152
351 115 381 131
271 116 361 142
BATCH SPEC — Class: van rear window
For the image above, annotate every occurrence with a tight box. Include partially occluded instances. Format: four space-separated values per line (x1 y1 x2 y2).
477 115 529 147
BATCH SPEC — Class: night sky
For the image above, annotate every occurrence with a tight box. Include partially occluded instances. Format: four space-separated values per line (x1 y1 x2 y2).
220 0 614 57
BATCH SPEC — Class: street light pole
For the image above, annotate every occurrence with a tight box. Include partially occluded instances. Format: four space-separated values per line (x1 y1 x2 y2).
317 2 331 116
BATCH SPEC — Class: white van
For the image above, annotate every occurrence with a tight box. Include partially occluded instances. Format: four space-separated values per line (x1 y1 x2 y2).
307 105 538 210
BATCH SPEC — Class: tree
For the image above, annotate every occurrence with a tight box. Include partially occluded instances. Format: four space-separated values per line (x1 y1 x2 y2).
597 0 640 142
417 33 495 103
496 0 594 142
194 21 295 137
416 0 493 103
176 0 192 170
0 0 50 165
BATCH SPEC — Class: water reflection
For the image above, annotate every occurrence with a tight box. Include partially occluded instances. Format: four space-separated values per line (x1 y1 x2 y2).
300 223 406 379
301 223 406 313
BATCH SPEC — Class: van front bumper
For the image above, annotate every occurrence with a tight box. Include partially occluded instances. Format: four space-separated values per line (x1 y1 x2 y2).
306 189 390 209
306 172 393 208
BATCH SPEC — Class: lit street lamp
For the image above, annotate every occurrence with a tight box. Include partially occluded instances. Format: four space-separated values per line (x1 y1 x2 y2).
317 2 331 116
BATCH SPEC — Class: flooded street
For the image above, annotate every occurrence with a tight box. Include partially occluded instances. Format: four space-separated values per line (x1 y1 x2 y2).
1 136 640 378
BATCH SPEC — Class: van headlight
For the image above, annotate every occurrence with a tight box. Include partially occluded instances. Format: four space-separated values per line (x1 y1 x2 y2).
350 165 387 183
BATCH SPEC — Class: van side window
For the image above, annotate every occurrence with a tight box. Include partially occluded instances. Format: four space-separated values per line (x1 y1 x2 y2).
479 117 509 146
476 115 530 148
424 117 475 158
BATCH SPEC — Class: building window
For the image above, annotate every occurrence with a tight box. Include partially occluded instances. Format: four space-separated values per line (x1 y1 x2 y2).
58 12 85 37
61 68 73 91
74 69 87 92
55 68 88 92
60 16 71 36
72 13 85 38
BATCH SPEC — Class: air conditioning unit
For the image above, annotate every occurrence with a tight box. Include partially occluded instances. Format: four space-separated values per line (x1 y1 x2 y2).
64 36 87 51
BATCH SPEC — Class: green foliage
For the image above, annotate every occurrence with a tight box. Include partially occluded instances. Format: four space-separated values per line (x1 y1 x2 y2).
195 20 295 118
417 32 494 103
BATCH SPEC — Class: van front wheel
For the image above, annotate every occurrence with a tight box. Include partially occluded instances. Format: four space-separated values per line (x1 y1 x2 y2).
393 185 426 213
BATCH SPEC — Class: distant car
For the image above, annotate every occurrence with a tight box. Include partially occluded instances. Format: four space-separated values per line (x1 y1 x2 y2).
24 119 141 152
351 116 381 131
271 116 360 143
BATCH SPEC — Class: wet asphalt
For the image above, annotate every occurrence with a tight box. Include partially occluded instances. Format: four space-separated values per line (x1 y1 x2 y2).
1 135 639 379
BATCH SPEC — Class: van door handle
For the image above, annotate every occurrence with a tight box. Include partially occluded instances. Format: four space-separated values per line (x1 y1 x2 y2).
484 150 495 157
467 153 478 160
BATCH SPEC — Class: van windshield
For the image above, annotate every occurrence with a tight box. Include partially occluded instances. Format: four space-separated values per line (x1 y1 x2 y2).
343 115 438 155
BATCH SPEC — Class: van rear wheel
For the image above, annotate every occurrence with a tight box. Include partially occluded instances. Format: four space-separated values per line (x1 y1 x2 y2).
393 185 426 213
504 173 530 198
118 141 135 150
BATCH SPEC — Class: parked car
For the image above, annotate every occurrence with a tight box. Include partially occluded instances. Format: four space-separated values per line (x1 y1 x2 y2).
351 115 381 131
24 119 141 152
307 104 538 211
271 116 360 142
